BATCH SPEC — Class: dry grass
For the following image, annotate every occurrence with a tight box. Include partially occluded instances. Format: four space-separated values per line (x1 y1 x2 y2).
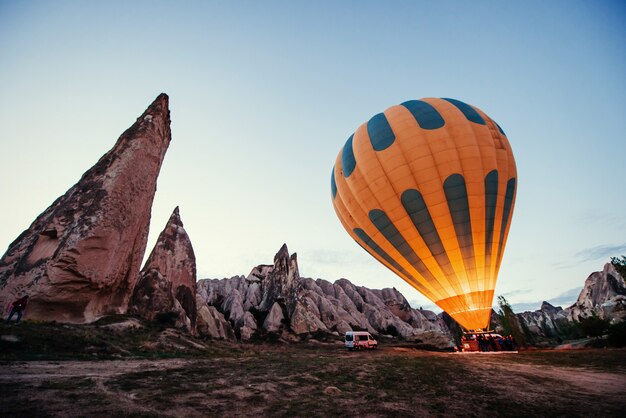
1 321 625 417
1 345 625 417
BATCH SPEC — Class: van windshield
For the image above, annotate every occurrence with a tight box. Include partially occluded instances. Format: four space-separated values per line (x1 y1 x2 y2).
345 335 353 341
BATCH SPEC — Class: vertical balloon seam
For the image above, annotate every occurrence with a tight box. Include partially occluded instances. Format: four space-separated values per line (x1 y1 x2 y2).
413 98 468 299
378 106 459 297
441 104 484 302
434 98 479 302
470 107 506 295
487 114 511 292
463 111 496 299
490 135 513 291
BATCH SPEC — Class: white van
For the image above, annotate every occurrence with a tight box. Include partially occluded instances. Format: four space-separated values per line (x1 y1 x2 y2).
345 331 378 350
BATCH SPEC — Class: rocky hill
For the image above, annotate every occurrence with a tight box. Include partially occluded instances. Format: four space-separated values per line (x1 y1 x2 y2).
196 244 453 348
516 263 626 337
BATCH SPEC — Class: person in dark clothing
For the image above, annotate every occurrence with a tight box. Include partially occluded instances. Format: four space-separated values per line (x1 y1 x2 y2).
6 296 29 323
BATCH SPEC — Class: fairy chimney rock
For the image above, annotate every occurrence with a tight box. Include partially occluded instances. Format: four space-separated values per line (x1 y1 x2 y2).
0 94 171 323
130 207 197 330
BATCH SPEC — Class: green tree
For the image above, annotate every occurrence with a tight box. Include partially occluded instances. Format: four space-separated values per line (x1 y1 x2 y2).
440 311 463 347
497 296 528 347
579 315 610 338
607 322 626 347
610 255 626 278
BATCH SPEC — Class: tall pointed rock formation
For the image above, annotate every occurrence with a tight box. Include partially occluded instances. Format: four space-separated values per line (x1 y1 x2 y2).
0 94 171 323
129 207 197 332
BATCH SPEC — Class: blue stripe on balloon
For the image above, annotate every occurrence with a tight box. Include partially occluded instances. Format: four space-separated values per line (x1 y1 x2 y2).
341 134 356 178
444 174 477 273
484 170 499 278
368 208 437 282
443 98 486 125
400 100 445 130
353 227 416 282
331 166 337 199
496 178 516 268
401 189 456 279
367 113 396 151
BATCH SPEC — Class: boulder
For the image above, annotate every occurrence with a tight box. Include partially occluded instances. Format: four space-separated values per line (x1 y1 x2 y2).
0 94 171 323
240 311 258 341
196 305 235 340
263 302 285 333
291 296 328 334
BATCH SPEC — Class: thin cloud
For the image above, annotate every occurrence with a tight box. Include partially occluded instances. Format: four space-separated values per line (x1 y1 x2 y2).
546 286 582 308
575 243 626 262
500 289 532 298
510 286 582 313
304 249 365 266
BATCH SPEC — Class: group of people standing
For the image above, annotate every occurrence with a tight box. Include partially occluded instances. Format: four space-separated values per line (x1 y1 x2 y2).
476 333 517 352
460 332 517 352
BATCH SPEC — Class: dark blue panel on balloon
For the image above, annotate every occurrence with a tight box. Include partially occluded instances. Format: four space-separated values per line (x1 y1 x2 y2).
342 134 356 178
484 170 499 274
401 100 445 130
353 227 415 282
367 113 396 151
401 189 456 278
331 166 337 199
368 208 437 282
443 98 486 125
496 178 516 267
444 174 476 272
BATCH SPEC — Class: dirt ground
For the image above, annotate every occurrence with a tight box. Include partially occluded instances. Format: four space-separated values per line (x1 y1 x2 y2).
1 345 625 417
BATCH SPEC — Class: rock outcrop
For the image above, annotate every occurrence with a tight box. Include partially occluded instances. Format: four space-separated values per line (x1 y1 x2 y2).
129 207 197 332
0 94 171 323
566 263 626 322
516 263 626 338
196 244 452 347
516 301 568 337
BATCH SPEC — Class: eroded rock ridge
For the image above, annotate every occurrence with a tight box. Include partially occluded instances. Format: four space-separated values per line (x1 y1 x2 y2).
196 244 452 347
0 94 171 323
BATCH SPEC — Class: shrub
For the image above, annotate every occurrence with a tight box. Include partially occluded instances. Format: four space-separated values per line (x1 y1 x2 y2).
579 315 610 338
608 321 626 347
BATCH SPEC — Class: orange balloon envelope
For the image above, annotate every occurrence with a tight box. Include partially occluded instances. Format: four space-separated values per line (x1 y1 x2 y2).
331 98 517 330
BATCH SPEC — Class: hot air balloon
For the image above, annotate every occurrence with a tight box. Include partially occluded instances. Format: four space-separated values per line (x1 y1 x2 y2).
331 98 516 330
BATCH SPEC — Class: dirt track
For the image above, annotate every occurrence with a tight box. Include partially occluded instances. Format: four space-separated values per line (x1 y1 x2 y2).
1 347 625 417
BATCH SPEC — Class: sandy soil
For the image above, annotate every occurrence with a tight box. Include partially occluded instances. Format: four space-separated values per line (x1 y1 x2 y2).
1 347 625 417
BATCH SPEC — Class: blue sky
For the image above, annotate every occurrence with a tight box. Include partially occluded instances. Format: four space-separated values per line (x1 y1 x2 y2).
1 1 624 313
